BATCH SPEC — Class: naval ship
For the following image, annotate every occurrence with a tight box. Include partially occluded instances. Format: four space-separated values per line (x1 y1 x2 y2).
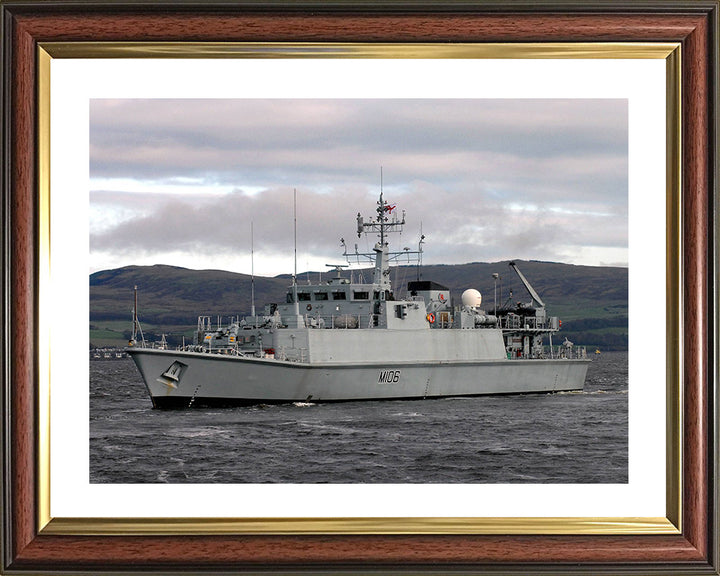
127 193 589 408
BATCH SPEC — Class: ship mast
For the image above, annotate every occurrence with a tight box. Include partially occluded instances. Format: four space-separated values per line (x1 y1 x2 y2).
373 189 389 286
130 285 145 347
379 167 385 247
132 285 138 342
285 187 304 328
293 188 299 316
250 221 256 318
344 172 422 291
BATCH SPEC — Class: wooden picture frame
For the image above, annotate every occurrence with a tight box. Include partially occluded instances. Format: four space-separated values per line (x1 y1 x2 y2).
2 1 717 573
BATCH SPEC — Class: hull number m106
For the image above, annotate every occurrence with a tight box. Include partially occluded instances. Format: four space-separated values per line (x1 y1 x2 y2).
378 369 401 383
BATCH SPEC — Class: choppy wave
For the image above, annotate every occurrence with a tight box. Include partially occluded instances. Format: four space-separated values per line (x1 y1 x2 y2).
90 352 628 484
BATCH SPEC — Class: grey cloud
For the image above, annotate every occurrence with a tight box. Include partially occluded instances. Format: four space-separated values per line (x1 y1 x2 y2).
90 99 627 182
89 98 628 270
91 183 626 271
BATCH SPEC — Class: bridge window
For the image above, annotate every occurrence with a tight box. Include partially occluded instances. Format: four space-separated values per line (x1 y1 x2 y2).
353 291 369 300
298 292 311 301
332 291 347 300
313 292 328 301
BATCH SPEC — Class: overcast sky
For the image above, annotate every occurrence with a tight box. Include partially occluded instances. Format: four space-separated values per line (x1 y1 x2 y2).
89 98 628 276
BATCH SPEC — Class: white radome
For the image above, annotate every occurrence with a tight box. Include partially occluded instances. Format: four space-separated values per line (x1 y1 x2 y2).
461 288 482 308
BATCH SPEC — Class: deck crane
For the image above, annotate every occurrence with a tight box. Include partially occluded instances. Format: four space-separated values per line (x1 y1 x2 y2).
508 261 545 308
503 261 565 359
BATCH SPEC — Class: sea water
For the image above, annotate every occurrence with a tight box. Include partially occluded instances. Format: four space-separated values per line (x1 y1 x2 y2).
90 352 627 483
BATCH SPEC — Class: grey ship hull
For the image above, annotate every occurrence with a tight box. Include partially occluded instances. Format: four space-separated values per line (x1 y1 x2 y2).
128 348 590 408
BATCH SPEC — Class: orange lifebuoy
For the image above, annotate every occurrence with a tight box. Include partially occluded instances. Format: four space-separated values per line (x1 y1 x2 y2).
426 313 436 323
306 304 312 311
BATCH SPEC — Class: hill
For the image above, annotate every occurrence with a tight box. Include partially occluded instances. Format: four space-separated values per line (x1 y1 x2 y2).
90 261 628 350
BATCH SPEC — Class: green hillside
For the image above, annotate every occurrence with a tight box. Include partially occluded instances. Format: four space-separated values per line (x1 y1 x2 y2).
90 261 628 350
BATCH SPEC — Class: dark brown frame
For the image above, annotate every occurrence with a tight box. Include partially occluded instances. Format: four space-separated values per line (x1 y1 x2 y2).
1 1 717 573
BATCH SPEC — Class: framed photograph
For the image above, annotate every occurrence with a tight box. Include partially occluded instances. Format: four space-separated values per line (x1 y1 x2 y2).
2 1 717 574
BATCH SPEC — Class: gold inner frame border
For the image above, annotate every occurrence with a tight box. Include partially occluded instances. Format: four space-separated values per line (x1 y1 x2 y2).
36 41 682 537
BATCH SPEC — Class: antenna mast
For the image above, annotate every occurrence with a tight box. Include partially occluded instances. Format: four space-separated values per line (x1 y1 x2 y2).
345 170 421 290
132 285 138 341
250 221 256 318
417 222 425 281
292 188 300 316
379 166 385 247
130 285 145 347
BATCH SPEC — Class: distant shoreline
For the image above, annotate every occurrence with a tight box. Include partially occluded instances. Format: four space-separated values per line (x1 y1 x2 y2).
90 260 628 351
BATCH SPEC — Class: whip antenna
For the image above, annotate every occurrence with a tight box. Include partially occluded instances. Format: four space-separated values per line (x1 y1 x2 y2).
250 221 256 318
292 188 300 316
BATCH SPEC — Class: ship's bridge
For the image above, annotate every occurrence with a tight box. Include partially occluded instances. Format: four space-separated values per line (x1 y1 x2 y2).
280 279 404 329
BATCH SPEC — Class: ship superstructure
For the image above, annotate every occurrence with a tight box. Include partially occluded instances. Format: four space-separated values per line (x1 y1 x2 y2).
127 192 588 408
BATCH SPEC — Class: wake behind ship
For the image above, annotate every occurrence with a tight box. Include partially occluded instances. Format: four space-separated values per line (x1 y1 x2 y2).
127 192 589 408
